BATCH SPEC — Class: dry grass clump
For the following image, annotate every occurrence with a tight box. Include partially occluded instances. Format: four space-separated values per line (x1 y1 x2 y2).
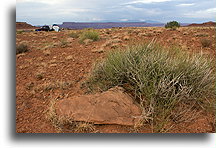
60 39 68 48
200 38 211 48
46 97 95 133
34 80 73 92
79 29 100 43
40 43 54 50
16 43 29 54
68 31 81 38
35 72 44 80
85 40 215 132
195 33 208 37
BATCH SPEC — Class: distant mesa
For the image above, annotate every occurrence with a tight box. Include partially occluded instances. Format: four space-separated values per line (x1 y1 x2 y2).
16 21 216 30
16 22 38 29
187 21 216 27
60 21 165 29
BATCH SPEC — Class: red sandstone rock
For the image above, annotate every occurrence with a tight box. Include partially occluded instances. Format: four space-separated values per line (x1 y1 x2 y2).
55 87 142 126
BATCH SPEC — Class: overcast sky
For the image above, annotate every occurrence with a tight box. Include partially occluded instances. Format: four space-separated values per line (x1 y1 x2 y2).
16 0 216 25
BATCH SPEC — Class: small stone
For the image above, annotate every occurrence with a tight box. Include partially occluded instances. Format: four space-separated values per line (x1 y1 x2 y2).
83 39 93 45
65 55 74 60
49 64 57 67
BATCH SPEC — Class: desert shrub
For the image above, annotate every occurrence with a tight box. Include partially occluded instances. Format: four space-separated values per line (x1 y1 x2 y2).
79 29 99 43
200 38 211 47
165 21 180 29
60 39 68 48
16 30 24 34
16 43 28 54
69 31 80 38
86 41 215 132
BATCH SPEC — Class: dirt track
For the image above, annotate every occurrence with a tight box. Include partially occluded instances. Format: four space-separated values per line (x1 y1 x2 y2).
16 26 215 133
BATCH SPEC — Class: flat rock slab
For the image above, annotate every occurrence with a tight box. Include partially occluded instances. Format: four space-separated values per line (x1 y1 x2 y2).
55 87 142 126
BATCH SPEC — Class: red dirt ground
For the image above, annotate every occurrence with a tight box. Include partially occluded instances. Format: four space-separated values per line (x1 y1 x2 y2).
16 25 215 133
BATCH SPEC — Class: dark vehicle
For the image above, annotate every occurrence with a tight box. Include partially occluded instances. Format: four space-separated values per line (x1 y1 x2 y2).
35 25 54 31
41 25 51 31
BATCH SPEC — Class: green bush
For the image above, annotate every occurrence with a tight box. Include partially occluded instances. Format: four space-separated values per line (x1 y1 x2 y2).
165 21 180 29
79 29 99 43
85 41 215 132
16 43 28 54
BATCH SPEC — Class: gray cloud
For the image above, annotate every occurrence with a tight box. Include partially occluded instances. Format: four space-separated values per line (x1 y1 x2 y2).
16 0 216 25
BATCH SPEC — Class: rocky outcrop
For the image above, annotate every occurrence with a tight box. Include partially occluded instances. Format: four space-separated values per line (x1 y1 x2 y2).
55 87 142 126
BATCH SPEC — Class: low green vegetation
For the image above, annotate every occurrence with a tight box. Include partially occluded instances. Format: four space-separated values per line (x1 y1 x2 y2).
165 21 180 30
79 29 100 43
85 41 215 132
16 30 24 34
